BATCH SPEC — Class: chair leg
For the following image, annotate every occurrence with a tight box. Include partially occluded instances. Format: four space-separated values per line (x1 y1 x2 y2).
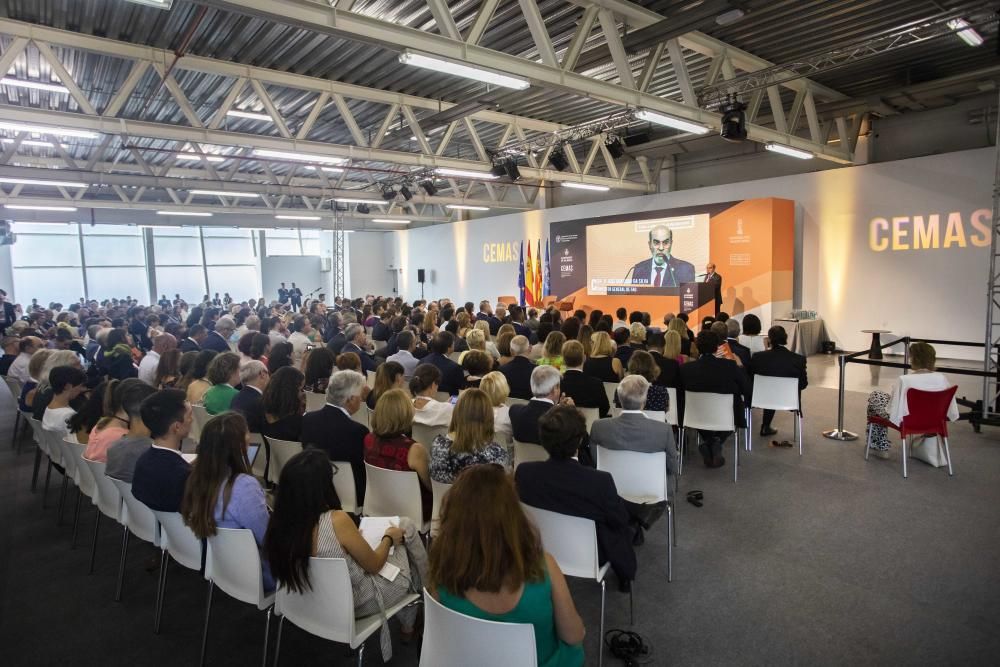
71 488 83 548
272 616 285 667
797 413 803 456
355 641 366 667
199 581 215 667
31 446 41 492
154 551 169 634
745 409 752 452
262 607 272 667
11 410 20 448
628 587 634 626
733 433 739 483
598 579 606 667
943 436 954 476
89 511 102 574
115 526 130 602
42 461 53 508
57 474 69 526
865 424 872 460
667 504 673 583
902 435 908 479
677 429 684 476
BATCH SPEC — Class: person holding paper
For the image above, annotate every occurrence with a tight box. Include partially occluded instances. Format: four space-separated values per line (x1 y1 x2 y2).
265 449 428 661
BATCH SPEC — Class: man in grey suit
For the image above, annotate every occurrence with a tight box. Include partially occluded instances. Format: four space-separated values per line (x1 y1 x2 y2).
590 375 678 478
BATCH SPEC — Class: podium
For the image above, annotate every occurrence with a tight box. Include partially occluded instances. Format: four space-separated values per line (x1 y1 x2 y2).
680 282 716 322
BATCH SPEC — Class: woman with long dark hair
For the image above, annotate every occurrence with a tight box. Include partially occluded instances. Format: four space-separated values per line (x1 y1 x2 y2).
179 349 217 404
261 366 306 442
303 346 335 394
267 341 294 374
264 448 426 658
182 413 273 591
98 328 137 380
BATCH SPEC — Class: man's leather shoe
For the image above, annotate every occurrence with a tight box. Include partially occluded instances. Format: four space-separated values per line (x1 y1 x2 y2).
709 455 726 468
698 443 712 466
760 426 778 437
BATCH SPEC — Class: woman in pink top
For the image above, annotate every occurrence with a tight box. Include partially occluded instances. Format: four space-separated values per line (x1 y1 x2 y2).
83 378 131 462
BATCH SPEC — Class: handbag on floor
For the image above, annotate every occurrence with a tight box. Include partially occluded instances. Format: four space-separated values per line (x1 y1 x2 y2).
909 435 948 468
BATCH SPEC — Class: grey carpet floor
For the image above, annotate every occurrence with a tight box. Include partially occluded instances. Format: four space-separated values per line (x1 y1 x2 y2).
1 381 998 666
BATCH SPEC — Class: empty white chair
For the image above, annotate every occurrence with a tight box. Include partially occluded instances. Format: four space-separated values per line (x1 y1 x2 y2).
201 527 275 667
331 460 359 514
594 446 675 581
513 439 549 470
151 510 205 634
109 478 161 602
679 392 740 482
304 390 327 413
419 588 537 667
578 407 600 434
412 422 448 447
190 404 210 442
273 557 419 667
430 479 452 538
750 375 803 455
265 437 303 486
362 463 428 532
522 504 610 667
603 382 619 407
82 458 123 574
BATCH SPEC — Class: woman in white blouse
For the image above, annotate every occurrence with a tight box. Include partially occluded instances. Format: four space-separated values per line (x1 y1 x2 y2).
410 363 454 427
479 370 513 444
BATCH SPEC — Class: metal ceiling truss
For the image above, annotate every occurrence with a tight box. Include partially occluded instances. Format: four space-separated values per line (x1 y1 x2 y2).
194 0 853 164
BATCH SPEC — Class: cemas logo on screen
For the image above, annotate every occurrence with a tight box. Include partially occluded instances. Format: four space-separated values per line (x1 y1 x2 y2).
483 242 518 263
869 209 990 251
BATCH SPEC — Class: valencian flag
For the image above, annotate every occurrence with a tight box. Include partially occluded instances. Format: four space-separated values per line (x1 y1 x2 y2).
525 241 536 306
517 241 526 307
543 238 551 297
534 239 542 305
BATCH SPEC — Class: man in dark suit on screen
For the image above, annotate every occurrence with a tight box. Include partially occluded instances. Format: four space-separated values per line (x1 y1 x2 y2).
625 225 695 288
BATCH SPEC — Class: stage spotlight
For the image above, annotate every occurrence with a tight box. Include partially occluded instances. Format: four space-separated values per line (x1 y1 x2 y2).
399 184 413 201
357 203 370 214
490 161 507 178
381 187 397 201
504 159 521 181
548 147 568 171
420 179 437 196
605 135 625 159
719 95 748 142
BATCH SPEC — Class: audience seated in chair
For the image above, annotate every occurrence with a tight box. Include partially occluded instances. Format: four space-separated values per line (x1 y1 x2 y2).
429 389 511 483
498 335 537 400
749 325 808 438
410 363 454 428
132 389 193 512
364 388 431 522
510 365 576 446
261 367 305 442
104 382 158 480
202 352 241 415
479 371 513 443
421 331 466 396
230 360 269 433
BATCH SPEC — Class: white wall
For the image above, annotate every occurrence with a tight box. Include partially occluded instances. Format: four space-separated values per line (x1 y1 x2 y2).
260 255 323 305
391 147 993 358
347 232 395 297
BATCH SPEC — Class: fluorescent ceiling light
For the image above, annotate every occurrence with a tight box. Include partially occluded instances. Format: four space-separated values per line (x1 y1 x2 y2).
334 197 385 205
635 109 711 134
435 167 500 180
764 142 813 160
175 153 225 162
253 149 347 166
446 204 490 211
561 182 610 192
1 138 67 148
0 121 100 139
227 110 273 122
275 215 321 220
305 166 345 173
371 219 411 224
4 204 77 211
0 177 89 188
123 0 174 8
156 210 212 217
399 50 530 90
947 18 984 47
0 78 70 94
189 189 260 198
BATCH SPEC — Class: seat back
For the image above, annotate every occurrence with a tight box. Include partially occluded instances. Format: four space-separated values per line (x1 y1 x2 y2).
305 390 326 413
3 376 22 402
372 339 388 356
153 510 204 571
83 458 122 521
110 478 160 546
362 463 423 525
205 527 267 607
751 375 800 411
266 437 303 485
578 407 600 434
594 446 668 504
610 408 666 422
900 386 959 435
419 589 537 667
190 404 210 441
28 417 45 449
666 387 679 426
331 461 358 514
682 391 735 431
513 440 549 469
59 434 81 482
522 504 600 580
412 422 448 447
275 557 356 643
365 370 376 389
430 479 452 538
349 404 370 428
603 382 618 407
68 440 97 501
433 391 451 403
505 397 529 407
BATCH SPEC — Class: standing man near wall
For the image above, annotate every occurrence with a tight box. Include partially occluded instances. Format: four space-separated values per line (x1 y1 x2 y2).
704 263 722 316
290 283 303 310
278 282 289 305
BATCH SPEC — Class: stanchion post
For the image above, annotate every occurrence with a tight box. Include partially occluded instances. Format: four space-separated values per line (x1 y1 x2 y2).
903 337 910 376
823 353 859 441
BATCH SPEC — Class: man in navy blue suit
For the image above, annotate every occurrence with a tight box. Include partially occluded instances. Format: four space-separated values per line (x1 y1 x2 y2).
625 225 695 288
131 389 193 513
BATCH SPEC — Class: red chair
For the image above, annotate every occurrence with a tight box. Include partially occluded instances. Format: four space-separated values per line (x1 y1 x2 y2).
865 386 957 478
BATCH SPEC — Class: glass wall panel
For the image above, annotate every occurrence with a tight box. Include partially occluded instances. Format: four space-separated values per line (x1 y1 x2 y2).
86 267 150 304
203 237 254 265
82 236 146 266
11 234 81 265
154 266 206 303
11 267 85 305
153 236 203 265
206 266 260 302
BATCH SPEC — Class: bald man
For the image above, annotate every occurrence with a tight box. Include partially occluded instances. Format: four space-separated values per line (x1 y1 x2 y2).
137 333 177 387
625 225 695 288
704 262 722 315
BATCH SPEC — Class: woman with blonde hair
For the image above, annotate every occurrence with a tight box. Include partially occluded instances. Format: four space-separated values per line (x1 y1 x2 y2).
455 311 472 339
577 324 594 357
668 317 692 356
496 330 515 366
663 329 686 364
429 388 511 483
537 331 567 372
473 319 501 359
583 330 622 382
18 349 53 411
460 328 487 364
365 388 431 520
479 371 513 444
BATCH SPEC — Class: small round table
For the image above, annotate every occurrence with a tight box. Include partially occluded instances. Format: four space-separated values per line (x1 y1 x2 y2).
862 329 891 359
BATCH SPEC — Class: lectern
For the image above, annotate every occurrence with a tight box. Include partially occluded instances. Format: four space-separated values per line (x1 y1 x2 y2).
680 282 717 323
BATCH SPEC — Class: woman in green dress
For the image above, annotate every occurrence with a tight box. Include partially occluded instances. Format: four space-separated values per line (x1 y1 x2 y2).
429 464 585 667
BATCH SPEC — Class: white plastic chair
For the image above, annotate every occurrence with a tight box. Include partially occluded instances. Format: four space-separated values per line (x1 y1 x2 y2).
430 479 452 538
419 588 537 667
679 391 741 482
365 370 376 388
38 427 67 512
201 527 275 667
62 436 94 547
433 391 451 403
666 387 679 427
109 478 161 602
578 407 600 434
349 404 371 429
82 457 123 574
28 417 46 492
273 557 420 667
610 408 666 422
603 381 619 407
373 339 388 356
594 446 675 581
265 437 304 486
513 439 549 469
362 463 428 532
505 397 530 407
750 375 803 455
412 422 448 447
54 432 80 528
305 390 326 413
191 404 210 441
522 503 610 667
250 432 268 479
4 376 24 446
331 460 359 514
151 510 205 634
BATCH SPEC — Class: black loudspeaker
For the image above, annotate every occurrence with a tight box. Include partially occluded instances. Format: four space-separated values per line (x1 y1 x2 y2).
417 269 425 283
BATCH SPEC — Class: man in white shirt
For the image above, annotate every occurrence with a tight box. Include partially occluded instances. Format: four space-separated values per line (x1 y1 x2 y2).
137 333 177 387
8 336 42 384
287 314 313 366
386 330 419 376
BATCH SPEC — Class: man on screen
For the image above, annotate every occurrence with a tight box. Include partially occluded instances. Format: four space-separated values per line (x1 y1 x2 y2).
625 225 695 287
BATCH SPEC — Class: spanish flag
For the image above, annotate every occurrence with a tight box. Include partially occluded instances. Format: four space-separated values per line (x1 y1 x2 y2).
525 241 535 306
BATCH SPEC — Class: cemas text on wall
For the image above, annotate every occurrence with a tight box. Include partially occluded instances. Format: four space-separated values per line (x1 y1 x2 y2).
869 210 991 252
483 242 518 263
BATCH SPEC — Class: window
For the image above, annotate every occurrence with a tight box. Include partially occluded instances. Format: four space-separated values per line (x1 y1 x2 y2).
201 227 261 301
10 223 84 305
153 227 205 303
266 228 321 256
80 224 149 303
